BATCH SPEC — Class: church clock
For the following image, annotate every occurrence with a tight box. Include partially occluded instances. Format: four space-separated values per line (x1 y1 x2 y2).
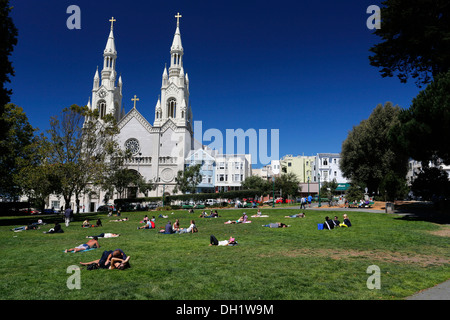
98 89 107 98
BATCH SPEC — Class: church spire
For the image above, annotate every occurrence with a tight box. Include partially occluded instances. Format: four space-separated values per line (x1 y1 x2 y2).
101 17 117 88
169 12 183 78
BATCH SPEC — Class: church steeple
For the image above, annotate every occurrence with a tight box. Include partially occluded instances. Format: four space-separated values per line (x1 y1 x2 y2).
154 13 191 130
101 17 117 89
169 12 184 79
88 17 123 123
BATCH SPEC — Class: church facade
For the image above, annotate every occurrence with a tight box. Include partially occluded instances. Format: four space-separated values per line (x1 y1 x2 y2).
46 14 251 212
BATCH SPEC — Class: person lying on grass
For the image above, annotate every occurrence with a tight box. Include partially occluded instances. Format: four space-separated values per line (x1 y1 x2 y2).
262 222 289 228
110 255 131 270
109 217 129 222
80 249 128 269
86 232 120 238
11 219 45 232
64 237 100 253
224 213 249 224
284 213 305 218
209 235 237 246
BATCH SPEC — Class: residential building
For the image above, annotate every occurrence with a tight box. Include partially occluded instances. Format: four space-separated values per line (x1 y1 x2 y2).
280 155 315 183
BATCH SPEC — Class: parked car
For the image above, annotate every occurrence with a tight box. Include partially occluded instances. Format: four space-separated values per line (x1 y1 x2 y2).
19 208 41 214
42 208 56 214
97 205 111 212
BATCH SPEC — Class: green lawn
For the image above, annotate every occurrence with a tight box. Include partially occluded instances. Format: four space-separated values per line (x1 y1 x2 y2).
0 208 448 300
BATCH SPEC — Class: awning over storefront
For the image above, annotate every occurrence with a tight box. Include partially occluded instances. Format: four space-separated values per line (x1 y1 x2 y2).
335 183 350 191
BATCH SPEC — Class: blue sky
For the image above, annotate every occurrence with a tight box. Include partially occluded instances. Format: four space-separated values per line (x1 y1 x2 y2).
8 0 422 168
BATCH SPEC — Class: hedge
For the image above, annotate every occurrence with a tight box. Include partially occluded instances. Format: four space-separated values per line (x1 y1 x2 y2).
114 189 262 206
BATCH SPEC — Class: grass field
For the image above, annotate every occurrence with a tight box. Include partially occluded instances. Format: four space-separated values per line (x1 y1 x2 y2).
0 207 448 300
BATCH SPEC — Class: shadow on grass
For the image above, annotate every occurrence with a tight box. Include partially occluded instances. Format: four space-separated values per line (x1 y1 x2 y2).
393 201 450 224
0 212 102 227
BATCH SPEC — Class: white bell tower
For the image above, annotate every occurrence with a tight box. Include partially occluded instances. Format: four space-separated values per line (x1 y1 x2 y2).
89 17 124 122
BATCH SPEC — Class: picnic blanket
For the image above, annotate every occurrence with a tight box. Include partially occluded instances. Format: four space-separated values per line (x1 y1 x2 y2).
251 215 269 217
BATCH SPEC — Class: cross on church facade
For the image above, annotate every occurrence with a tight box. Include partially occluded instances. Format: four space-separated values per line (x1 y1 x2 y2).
109 17 116 30
132 95 139 109
175 12 182 25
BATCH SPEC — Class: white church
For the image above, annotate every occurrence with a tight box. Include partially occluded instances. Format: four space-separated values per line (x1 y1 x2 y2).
47 14 252 212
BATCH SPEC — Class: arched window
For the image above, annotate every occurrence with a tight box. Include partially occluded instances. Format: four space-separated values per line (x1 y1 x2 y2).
98 100 106 118
167 98 176 118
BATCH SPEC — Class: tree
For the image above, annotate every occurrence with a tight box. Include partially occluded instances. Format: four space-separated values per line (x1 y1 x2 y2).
369 0 450 87
390 70 450 165
174 164 202 194
0 1 18 144
411 166 450 201
0 103 36 199
340 102 409 199
241 175 271 197
320 179 338 202
274 173 300 199
46 105 121 210
14 133 61 210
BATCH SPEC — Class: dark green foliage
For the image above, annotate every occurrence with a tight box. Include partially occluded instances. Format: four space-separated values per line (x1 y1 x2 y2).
369 0 450 86
340 102 408 199
390 70 450 165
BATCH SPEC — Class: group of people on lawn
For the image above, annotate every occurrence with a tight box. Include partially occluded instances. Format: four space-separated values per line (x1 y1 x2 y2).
12 206 353 270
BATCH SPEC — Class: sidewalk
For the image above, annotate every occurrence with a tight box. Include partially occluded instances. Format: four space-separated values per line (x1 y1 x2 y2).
406 279 450 300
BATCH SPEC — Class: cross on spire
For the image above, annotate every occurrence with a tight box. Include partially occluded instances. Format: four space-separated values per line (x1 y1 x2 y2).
131 95 139 109
109 17 116 30
175 12 182 26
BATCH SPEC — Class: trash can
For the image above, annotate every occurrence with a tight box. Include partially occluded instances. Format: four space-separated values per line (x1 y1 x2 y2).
385 202 394 213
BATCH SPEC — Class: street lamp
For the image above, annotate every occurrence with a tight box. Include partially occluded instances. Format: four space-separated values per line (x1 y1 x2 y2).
318 173 321 208
271 177 275 208
307 176 310 197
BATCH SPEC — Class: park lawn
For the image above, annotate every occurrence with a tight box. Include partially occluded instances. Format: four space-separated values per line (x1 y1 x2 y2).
0 208 448 300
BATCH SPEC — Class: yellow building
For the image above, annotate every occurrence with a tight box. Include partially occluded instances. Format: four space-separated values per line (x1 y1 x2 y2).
280 155 315 183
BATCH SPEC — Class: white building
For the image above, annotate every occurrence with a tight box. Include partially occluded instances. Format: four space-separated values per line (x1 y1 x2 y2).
407 159 450 186
214 154 252 192
313 153 348 184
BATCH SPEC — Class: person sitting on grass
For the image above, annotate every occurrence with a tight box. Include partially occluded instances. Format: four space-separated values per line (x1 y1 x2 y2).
172 219 180 232
64 237 100 253
340 214 352 227
177 220 197 234
82 219 91 228
332 216 340 227
263 222 289 228
209 235 237 246
159 221 175 234
43 222 64 234
224 213 249 224
137 219 155 230
322 216 334 230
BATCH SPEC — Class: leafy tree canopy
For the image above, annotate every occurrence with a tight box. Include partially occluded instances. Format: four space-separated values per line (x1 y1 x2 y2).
369 0 450 87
